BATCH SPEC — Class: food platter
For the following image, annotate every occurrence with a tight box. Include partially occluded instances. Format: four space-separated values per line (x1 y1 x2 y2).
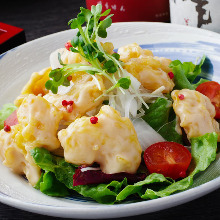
0 22 220 218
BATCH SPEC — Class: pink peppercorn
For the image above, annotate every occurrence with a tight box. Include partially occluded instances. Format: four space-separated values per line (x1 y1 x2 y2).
168 72 174 79
4 125 11 132
65 42 72 51
67 75 72 81
68 101 74 105
67 105 73 113
62 100 68 107
90 116 98 124
62 100 74 113
178 94 185 100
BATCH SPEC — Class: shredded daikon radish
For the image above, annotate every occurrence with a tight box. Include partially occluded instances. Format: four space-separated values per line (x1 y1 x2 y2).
151 86 166 94
81 167 101 172
50 48 165 120
50 48 66 69
108 92 116 109
136 107 145 118
57 81 74 95
130 99 138 117
91 75 102 91
86 108 99 117
133 118 165 151
107 83 165 119
125 71 141 91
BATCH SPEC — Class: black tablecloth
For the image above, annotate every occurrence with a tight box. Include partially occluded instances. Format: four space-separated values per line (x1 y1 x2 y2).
1 0 220 219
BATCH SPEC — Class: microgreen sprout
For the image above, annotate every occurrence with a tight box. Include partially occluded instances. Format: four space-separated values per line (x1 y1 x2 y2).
45 4 148 111
45 4 130 98
95 77 131 101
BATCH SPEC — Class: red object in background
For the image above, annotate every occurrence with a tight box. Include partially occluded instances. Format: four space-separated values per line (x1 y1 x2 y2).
86 0 170 23
0 22 26 54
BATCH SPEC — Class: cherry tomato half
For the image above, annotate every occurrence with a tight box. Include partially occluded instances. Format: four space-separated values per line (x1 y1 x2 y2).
4 110 18 127
144 142 191 180
196 81 220 119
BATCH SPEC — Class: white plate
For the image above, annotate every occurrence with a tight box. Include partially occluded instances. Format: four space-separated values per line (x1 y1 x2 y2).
0 22 220 219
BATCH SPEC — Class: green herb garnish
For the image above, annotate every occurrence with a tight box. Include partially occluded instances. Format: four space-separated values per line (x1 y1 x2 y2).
45 4 131 98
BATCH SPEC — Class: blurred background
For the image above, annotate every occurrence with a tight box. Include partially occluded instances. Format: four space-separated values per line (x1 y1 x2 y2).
86 0 170 23
0 0 170 41
0 0 170 53
1 0 87 42
1 0 219 53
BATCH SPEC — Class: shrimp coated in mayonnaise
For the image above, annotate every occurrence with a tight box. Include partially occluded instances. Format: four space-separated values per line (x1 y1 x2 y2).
58 105 142 174
118 43 174 93
171 89 220 140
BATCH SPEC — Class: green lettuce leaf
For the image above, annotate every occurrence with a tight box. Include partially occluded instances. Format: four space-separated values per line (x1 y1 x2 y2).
192 78 209 89
142 98 171 131
0 103 17 129
34 172 44 190
31 132 217 203
190 132 218 175
143 132 218 199
74 179 128 204
31 147 128 203
36 171 69 197
141 175 193 199
30 147 77 189
169 56 206 90
157 119 182 144
142 98 182 144
117 173 173 201
170 62 194 90
117 132 218 201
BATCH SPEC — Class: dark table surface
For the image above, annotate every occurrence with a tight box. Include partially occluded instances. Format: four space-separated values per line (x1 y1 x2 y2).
1 0 220 219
